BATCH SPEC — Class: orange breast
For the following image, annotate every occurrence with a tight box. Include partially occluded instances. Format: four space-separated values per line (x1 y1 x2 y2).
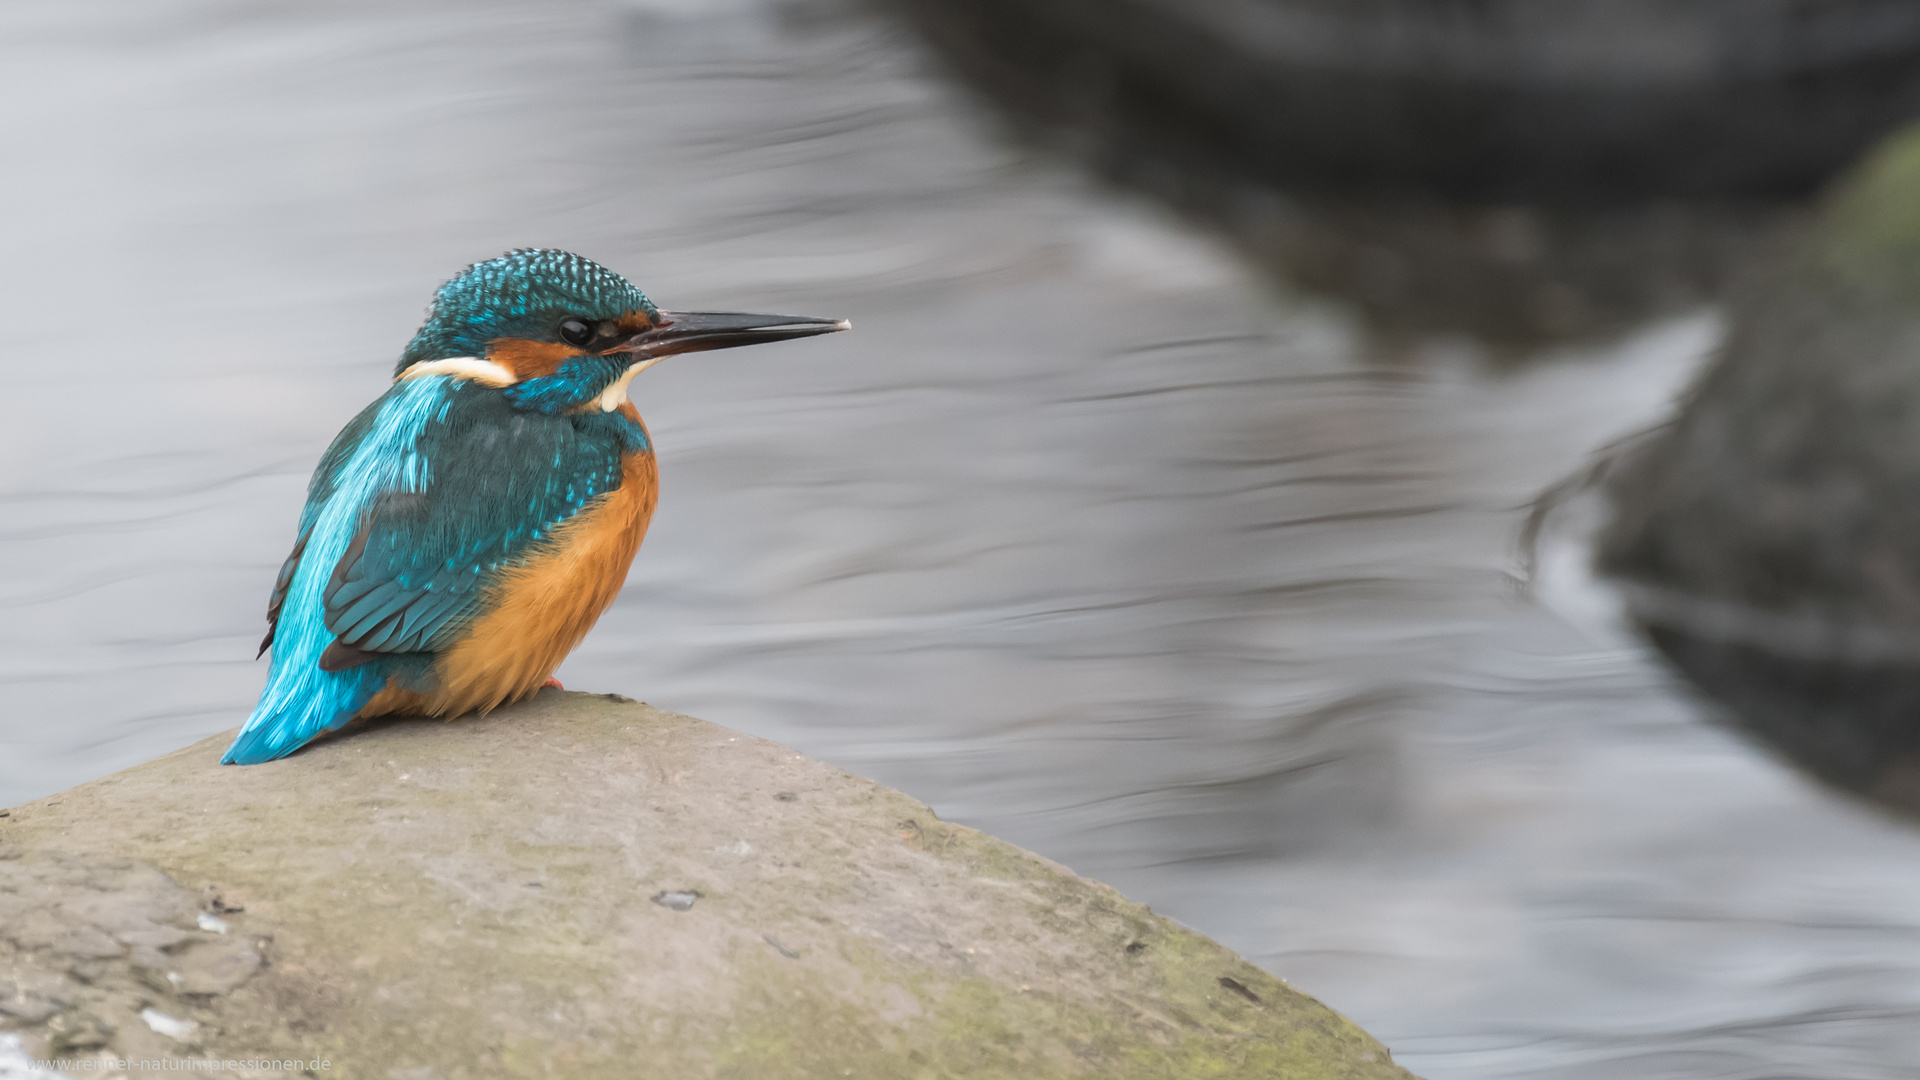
360 424 659 720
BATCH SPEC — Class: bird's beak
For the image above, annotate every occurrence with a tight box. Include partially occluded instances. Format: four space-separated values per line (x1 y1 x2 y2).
603 311 850 360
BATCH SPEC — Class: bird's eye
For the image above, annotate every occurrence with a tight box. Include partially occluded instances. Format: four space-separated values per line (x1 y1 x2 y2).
558 317 595 347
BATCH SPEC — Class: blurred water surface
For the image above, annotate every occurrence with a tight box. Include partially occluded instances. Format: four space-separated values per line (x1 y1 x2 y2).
6 2 1920 1077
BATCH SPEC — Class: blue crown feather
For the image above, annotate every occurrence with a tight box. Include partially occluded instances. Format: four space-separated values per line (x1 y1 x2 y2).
397 249 659 373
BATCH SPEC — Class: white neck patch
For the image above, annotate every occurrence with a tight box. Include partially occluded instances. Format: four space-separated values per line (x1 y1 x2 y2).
397 354 662 412
594 357 665 412
396 356 516 387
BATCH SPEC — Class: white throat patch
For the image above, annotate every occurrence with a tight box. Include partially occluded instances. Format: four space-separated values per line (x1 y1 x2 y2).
396 357 516 387
594 357 665 412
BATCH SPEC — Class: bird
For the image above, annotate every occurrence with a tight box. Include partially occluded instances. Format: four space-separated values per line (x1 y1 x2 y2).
222 249 847 764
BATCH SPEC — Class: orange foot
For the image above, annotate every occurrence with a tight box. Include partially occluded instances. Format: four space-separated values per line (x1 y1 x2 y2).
542 677 564 690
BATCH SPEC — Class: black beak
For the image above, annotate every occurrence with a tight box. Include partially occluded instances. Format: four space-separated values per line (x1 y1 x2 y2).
605 311 850 359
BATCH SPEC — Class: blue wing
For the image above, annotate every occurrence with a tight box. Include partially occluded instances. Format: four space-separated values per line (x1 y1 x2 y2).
316 395 631 667
225 375 640 764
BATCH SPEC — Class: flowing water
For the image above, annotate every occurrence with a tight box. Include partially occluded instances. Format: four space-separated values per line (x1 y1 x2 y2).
6 2 1920 1076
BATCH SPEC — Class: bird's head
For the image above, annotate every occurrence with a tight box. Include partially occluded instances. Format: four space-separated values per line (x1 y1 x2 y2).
396 249 847 413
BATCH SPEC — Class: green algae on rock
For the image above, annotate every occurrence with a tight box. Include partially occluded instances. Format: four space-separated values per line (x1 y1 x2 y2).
0 691 1413 1079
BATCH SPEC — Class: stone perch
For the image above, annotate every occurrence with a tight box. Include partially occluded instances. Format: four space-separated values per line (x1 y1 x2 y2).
0 691 1412 1078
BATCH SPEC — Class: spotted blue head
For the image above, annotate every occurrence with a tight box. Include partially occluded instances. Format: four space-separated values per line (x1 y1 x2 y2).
395 248 848 414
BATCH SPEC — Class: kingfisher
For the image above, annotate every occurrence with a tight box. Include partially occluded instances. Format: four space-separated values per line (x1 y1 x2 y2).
222 249 847 765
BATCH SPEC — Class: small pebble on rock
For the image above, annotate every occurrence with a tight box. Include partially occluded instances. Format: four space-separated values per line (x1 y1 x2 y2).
140 1008 198 1041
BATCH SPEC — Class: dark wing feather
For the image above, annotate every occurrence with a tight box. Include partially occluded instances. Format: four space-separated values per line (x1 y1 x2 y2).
258 525 310 658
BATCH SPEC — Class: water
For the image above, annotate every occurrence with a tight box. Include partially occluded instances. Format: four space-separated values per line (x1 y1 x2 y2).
6 2 1920 1076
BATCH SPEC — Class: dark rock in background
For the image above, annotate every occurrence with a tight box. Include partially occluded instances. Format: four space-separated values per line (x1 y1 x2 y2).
887 0 1920 202
1599 126 1920 806
882 0 1920 347
1221 196 1799 352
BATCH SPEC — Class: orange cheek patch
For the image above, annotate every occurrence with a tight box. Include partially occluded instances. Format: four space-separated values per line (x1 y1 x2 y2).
614 311 656 337
485 338 580 379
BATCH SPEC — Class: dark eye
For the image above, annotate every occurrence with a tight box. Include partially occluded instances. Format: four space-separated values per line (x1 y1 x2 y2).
558 317 595 347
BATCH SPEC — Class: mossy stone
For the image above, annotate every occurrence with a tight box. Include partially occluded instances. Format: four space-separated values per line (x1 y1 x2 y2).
0 692 1412 1079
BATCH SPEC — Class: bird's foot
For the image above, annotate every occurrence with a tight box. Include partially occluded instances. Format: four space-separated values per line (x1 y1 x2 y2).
542 677 564 690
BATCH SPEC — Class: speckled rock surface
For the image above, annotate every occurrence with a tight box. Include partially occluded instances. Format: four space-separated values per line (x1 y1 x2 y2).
0 691 1412 1079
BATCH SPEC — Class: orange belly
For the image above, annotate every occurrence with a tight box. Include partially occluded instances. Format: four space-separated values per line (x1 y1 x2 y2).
359 440 659 720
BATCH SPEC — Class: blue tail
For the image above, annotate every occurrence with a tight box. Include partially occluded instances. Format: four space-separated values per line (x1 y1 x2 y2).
222 662 387 764
224 375 451 765
225 490 391 764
